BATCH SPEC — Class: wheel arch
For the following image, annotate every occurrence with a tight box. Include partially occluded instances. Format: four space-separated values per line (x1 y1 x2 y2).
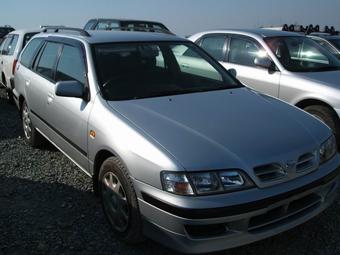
295 98 339 120
92 149 117 195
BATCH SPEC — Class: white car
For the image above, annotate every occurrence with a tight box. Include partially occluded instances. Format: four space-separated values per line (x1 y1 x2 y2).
0 29 41 102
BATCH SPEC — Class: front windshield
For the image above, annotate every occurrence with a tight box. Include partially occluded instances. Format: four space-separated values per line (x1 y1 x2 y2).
265 36 340 72
310 37 340 59
329 38 340 51
93 42 241 101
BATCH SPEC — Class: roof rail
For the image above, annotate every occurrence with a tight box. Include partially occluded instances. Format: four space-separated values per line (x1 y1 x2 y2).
40 25 65 29
108 26 173 35
42 26 91 37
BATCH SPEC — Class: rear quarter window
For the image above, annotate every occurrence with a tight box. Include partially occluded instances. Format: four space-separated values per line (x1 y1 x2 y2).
20 38 43 68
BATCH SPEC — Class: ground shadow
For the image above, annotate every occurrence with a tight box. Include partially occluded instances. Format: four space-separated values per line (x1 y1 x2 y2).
0 176 339 255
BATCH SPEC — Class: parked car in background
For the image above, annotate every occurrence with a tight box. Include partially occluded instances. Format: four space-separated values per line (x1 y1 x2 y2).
189 29 340 149
84 18 172 34
308 33 340 59
0 25 14 44
0 29 41 102
12 27 340 254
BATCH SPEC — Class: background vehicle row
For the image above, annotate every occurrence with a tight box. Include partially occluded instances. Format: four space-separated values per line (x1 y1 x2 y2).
188 29 340 149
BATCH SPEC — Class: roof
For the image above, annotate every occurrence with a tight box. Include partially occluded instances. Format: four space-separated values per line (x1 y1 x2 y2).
38 30 186 44
197 28 304 38
8 29 42 35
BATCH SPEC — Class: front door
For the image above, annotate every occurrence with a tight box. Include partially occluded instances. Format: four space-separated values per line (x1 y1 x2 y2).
221 36 281 97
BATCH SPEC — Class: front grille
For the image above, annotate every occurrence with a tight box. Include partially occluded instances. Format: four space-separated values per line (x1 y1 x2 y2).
254 151 317 185
254 163 287 183
296 152 317 173
248 193 322 233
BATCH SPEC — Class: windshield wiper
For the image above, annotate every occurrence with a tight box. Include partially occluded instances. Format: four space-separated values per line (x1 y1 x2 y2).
132 85 240 100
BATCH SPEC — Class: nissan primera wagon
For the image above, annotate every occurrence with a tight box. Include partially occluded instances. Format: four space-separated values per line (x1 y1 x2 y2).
13 28 340 254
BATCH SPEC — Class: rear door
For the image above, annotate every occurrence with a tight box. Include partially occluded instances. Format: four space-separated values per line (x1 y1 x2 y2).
27 41 61 123
44 40 90 170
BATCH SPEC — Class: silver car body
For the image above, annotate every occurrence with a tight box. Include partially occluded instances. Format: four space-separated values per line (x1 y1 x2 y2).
189 29 340 119
0 29 41 89
13 30 340 253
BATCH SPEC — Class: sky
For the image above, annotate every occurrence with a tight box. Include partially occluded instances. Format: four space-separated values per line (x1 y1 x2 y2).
2 0 340 36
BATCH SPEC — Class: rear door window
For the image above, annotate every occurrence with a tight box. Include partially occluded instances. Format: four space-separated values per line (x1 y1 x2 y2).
36 42 61 81
7 34 19 55
200 35 227 61
0 36 10 54
55 45 86 84
1 35 13 55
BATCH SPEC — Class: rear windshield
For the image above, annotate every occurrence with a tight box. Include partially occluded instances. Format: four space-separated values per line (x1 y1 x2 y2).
329 38 340 51
93 42 241 101
23 32 39 48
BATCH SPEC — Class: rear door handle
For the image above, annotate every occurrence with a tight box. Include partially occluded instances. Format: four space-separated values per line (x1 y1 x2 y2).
25 80 30 86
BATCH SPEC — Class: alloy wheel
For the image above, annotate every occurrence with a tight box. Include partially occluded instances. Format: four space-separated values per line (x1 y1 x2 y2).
102 172 130 232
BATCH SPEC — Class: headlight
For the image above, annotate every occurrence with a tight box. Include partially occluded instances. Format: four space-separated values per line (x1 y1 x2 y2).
161 172 194 195
161 170 254 196
320 135 337 164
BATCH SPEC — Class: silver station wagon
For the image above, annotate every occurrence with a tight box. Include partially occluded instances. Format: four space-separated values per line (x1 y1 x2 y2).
13 27 340 253
189 29 340 149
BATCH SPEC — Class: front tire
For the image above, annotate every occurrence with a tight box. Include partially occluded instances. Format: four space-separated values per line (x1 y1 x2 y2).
6 89 14 104
304 105 340 149
99 157 144 243
21 101 43 147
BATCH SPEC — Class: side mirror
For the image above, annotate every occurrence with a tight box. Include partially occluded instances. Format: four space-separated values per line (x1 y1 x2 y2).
254 57 272 69
228 68 237 77
55 80 84 99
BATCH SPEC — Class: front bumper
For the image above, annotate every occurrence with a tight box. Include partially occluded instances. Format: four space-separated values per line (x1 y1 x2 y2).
135 156 340 254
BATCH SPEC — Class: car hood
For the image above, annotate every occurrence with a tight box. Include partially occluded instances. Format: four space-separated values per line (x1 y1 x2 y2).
296 70 340 88
107 88 330 171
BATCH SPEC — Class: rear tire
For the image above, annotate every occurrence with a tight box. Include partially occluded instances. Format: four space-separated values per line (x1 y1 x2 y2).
21 101 44 147
99 156 144 244
304 105 340 149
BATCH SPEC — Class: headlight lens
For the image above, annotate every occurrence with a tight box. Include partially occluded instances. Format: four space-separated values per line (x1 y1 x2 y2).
190 172 221 194
320 135 337 164
161 170 254 196
162 172 194 195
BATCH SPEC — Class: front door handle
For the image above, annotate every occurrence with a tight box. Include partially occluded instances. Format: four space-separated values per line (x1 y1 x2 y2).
47 93 55 104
